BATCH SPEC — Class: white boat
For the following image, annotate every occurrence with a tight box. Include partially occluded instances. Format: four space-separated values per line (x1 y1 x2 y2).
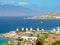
41 21 43 23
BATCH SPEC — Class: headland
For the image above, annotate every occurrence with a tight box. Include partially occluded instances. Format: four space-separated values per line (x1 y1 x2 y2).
1 27 60 45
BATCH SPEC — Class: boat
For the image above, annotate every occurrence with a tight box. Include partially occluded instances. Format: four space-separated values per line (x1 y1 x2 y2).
41 21 43 23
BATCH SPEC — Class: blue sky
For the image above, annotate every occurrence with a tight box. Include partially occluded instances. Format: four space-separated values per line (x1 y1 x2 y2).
0 0 60 16
0 0 60 10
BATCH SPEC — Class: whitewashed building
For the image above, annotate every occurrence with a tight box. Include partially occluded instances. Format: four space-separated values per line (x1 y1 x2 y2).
22 28 24 31
26 28 28 31
16 28 19 31
37 28 39 31
30 28 33 31
21 36 37 42
41 28 44 31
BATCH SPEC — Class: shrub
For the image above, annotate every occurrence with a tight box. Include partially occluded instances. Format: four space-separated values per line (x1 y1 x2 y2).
51 40 60 45
36 38 44 45
17 37 23 41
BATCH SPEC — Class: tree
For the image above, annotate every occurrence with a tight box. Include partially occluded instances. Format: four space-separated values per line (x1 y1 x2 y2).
36 37 44 45
51 40 60 45
17 37 23 41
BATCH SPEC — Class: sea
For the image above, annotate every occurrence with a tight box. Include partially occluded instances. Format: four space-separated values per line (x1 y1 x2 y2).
0 16 60 45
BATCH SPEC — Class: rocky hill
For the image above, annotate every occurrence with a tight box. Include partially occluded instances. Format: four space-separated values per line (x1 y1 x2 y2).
26 12 60 19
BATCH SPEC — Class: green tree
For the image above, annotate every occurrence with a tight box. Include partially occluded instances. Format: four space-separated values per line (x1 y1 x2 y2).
17 37 23 41
36 37 44 45
51 40 60 45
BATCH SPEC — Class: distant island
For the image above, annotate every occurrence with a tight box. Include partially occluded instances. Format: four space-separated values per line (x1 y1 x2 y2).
25 12 60 19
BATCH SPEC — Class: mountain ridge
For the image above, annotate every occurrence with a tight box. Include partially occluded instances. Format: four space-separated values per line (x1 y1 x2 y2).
26 12 60 19
0 5 40 16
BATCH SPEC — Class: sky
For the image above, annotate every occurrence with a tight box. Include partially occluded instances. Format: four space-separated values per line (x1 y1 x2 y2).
0 0 60 16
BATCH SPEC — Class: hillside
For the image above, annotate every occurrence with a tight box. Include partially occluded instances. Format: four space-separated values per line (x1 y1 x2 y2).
0 5 39 16
26 12 60 19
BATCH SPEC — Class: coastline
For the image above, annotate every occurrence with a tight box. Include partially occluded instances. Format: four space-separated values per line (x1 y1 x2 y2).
1 27 60 45
1 29 60 45
24 18 60 20
1 28 60 39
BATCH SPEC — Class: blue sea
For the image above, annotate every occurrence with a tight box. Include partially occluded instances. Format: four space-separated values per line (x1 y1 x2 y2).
0 16 60 45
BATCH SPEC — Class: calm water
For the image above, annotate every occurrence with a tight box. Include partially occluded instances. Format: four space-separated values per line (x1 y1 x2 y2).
0 35 15 45
0 16 60 45
0 16 60 33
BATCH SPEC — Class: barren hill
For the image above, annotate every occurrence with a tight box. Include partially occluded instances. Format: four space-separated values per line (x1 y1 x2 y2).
27 12 60 19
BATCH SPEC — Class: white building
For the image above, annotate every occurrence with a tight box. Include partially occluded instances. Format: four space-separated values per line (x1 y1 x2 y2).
41 29 44 31
30 28 33 31
51 27 60 33
16 28 19 31
22 28 24 31
55 27 60 33
53 28 56 32
8 41 11 44
21 36 37 42
21 30 37 42
56 27 60 31
51 28 56 33
37 28 39 31
56 16 60 19
26 28 28 31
